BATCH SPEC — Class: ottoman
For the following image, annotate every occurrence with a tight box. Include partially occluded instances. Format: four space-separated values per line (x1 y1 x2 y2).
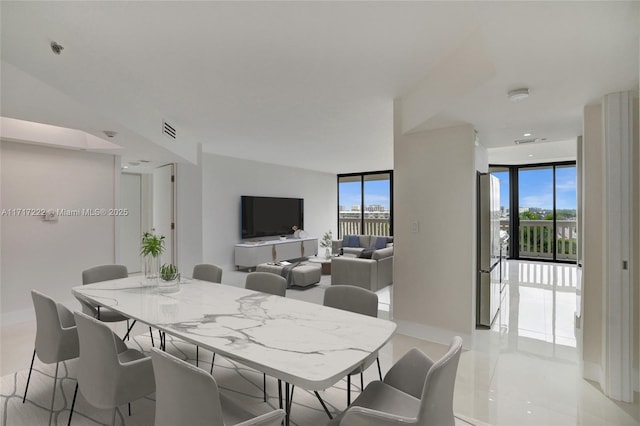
255 262 322 288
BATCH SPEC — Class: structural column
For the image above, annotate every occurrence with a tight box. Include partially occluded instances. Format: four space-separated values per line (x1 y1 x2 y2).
601 91 635 402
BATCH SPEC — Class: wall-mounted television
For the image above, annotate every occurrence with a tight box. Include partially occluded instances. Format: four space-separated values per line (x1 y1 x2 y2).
241 196 304 239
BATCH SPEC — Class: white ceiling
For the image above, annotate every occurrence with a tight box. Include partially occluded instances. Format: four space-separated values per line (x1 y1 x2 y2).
1 1 638 173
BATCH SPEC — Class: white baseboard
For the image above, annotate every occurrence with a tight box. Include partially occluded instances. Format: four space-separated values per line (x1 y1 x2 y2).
393 319 473 350
582 360 604 387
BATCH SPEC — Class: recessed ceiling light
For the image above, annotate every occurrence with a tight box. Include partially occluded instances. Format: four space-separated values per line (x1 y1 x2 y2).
508 88 530 101
523 133 532 137
528 154 534 157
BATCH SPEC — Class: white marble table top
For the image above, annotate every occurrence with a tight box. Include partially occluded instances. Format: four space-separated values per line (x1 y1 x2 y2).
72 277 396 390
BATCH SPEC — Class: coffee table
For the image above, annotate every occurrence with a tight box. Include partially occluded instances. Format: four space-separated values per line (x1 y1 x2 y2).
307 256 333 274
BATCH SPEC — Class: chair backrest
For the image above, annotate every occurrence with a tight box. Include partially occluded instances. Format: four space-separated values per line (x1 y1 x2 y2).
79 265 128 316
73 311 127 409
151 348 225 426
323 285 378 317
82 264 128 284
192 264 223 283
417 336 463 426
245 272 287 296
31 290 78 364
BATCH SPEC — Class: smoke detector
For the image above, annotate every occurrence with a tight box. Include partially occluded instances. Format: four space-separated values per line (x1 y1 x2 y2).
508 88 530 101
103 130 117 138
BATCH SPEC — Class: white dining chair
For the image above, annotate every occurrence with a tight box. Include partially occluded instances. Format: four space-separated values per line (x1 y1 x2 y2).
323 285 382 405
79 264 154 344
245 272 287 402
192 263 223 370
192 263 223 283
151 348 285 426
69 311 155 426
329 337 463 426
24 290 79 426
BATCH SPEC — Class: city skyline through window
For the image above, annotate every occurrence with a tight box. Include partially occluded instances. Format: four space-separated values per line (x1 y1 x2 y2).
338 171 393 238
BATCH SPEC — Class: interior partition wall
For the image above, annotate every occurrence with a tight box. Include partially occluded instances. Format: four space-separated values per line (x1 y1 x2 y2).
490 162 577 263
337 171 393 238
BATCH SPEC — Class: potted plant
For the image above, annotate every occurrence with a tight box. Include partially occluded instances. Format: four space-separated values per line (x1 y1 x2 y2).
141 231 165 282
320 230 333 258
158 263 180 293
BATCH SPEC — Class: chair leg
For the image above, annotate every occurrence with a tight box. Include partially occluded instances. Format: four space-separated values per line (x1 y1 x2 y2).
347 374 351 406
196 346 199 367
48 362 59 426
23 349 36 403
68 382 78 426
278 379 283 409
150 327 155 347
360 372 364 392
376 357 382 381
263 373 267 402
128 402 131 416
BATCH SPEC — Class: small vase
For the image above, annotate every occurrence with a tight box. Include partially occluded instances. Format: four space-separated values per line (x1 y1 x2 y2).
324 247 331 259
158 272 180 293
144 255 160 285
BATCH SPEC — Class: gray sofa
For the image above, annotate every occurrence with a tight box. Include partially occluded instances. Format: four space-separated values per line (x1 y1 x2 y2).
331 235 393 291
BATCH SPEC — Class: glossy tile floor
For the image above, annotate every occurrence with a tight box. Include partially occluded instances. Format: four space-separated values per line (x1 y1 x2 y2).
2 260 638 425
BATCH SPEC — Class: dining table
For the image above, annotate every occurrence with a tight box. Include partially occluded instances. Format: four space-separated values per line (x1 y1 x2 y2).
72 276 396 425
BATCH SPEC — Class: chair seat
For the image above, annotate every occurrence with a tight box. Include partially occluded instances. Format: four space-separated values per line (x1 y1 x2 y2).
219 393 273 424
118 348 147 363
96 308 129 323
329 381 420 426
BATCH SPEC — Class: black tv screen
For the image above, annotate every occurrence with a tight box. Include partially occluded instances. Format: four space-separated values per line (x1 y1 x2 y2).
241 196 304 239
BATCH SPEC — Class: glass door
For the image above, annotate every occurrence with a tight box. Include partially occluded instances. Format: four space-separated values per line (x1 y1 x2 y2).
363 173 392 236
338 171 393 238
516 164 577 261
554 165 577 261
338 175 362 237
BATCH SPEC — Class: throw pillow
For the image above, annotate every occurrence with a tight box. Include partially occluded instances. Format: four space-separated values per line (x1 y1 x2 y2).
373 236 387 250
359 248 375 259
343 235 359 248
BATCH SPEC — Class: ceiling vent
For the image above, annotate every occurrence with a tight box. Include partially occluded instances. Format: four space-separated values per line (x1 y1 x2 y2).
515 137 546 145
162 120 176 140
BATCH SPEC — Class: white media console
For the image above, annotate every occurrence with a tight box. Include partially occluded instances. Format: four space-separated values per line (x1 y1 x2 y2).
234 237 318 270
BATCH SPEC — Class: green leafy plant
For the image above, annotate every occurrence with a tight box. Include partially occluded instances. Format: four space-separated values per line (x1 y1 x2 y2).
140 232 165 258
320 230 333 248
160 263 179 281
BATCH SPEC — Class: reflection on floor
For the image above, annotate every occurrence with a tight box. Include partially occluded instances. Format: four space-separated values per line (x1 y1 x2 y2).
461 259 638 425
1 260 638 425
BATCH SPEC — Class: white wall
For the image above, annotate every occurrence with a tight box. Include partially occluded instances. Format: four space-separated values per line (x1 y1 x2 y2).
393 123 477 344
202 153 336 269
1 141 116 323
176 147 203 278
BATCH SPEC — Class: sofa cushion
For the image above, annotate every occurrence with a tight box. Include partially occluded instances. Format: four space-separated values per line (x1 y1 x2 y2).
373 236 388 250
359 248 375 259
358 236 372 248
343 235 360 248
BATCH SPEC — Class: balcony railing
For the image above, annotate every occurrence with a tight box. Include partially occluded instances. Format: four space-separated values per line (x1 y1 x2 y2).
339 218 390 237
501 219 577 261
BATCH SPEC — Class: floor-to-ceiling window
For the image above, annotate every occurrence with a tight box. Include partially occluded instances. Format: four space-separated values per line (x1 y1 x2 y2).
338 171 393 238
490 162 576 263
